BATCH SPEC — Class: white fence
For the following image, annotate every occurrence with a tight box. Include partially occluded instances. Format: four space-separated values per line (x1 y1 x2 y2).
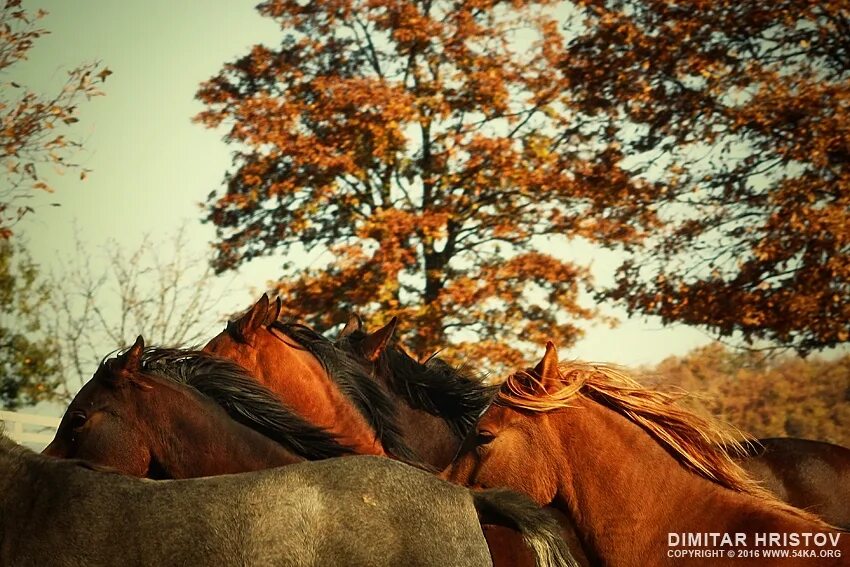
0 410 60 448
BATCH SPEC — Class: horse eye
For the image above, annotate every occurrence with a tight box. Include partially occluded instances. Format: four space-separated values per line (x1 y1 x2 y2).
476 431 496 446
68 411 88 431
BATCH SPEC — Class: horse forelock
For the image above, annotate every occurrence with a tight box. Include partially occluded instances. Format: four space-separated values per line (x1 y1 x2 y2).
498 361 832 527
268 321 419 462
130 346 353 460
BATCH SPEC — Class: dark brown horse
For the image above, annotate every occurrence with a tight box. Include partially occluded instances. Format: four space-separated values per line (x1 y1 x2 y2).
203 294 414 459
444 342 848 566
737 437 850 529
336 315 497 468
337 316 588 566
42 338 575 567
43 336 352 476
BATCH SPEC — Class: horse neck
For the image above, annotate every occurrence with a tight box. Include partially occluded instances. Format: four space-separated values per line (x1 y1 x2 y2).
549 400 809 564
146 385 302 478
372 355 468 468
252 333 386 456
390 399 459 468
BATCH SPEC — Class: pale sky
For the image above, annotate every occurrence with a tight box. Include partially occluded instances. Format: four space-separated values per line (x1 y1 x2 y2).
11 0 719 392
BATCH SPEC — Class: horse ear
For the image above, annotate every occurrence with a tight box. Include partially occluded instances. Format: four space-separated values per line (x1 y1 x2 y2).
118 335 145 372
233 294 270 339
339 313 363 338
266 295 283 325
360 317 397 361
103 336 150 390
533 341 560 385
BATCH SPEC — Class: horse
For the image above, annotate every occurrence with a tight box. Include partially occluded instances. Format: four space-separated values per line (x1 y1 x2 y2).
40 338 576 567
43 336 353 477
737 437 850 529
336 314 498 468
339 315 850 528
5 433 574 567
337 316 591 566
444 342 848 566
203 294 414 459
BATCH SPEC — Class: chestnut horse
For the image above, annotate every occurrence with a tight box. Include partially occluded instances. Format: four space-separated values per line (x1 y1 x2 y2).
39 340 575 567
203 294 414 460
340 316 850 528
445 342 848 566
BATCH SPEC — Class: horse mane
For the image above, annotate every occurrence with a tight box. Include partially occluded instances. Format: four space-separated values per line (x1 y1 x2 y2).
339 331 498 439
268 321 418 462
110 346 354 460
500 361 832 527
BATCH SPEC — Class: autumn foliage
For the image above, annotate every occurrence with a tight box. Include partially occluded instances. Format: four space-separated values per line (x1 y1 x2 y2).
564 1 850 354
196 0 657 366
198 0 849 362
0 0 109 238
653 344 850 447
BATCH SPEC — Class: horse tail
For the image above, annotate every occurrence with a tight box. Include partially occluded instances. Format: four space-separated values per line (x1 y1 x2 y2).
471 488 578 567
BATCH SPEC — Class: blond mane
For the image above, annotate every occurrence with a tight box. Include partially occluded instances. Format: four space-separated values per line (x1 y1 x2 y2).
500 361 831 526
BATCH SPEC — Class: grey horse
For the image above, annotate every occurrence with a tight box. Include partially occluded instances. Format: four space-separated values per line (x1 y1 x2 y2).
0 433 573 567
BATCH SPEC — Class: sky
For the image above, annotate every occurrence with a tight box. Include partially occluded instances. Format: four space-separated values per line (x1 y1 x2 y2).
9 0 721 407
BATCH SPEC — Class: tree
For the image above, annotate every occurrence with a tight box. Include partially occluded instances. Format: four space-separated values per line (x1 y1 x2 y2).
654 343 850 447
560 1 850 355
0 240 58 409
45 228 223 399
196 0 656 367
0 0 110 238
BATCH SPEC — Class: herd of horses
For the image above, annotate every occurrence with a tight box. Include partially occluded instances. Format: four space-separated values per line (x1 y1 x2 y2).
3 293 849 566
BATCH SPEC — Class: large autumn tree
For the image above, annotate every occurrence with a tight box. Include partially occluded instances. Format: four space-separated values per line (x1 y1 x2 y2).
562 1 850 354
196 0 658 366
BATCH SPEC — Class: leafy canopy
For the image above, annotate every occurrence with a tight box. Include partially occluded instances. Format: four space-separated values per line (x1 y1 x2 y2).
196 0 655 366
563 0 850 354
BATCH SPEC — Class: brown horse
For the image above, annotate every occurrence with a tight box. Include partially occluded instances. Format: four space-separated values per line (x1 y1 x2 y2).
43 336 352 477
445 342 848 566
336 315 497 468
40 340 575 567
338 316 588 566
203 294 414 459
738 437 850 529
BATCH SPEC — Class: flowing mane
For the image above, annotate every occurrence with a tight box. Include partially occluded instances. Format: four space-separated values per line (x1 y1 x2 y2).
268 321 417 461
339 331 498 439
104 346 353 460
500 361 832 526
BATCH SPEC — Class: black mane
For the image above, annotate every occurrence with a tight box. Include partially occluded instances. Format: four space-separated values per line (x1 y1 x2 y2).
111 347 353 460
268 322 417 462
337 331 499 439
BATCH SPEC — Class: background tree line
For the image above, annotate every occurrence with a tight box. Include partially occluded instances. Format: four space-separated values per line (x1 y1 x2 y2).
652 344 850 447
